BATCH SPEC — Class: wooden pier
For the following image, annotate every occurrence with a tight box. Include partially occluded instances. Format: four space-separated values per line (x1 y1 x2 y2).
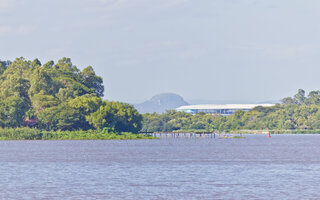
139 132 243 139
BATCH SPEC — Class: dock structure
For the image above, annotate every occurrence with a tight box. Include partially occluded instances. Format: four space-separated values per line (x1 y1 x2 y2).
139 132 216 139
140 132 243 139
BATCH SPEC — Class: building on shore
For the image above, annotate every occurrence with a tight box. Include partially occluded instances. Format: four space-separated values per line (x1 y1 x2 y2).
176 104 275 116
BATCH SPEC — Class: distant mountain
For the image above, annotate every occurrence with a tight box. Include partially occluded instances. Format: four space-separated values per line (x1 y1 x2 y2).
134 93 189 114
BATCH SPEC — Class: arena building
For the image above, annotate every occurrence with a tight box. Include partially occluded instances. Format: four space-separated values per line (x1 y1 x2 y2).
176 104 275 116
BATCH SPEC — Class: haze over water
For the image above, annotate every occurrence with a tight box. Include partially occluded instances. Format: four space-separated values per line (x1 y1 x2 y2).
1 135 320 199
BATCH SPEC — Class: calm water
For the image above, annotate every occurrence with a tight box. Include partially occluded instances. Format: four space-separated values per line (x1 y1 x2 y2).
0 134 320 200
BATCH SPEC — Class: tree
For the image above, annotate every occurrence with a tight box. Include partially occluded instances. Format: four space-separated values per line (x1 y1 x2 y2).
86 101 142 133
281 97 298 105
294 89 306 105
31 58 41 68
80 66 104 97
28 67 53 97
306 90 320 105
37 103 81 130
0 60 10 75
0 97 30 127
283 120 295 129
68 95 103 130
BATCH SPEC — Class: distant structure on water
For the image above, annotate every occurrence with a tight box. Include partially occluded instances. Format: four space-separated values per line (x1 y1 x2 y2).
176 104 275 116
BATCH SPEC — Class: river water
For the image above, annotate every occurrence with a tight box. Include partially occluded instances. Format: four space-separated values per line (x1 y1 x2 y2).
0 134 319 199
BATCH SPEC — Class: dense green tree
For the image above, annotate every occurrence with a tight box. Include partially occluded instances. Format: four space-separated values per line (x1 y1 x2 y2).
281 97 298 105
80 66 104 97
87 101 142 133
68 95 103 130
306 90 320 105
0 61 10 75
37 103 81 130
0 57 142 133
294 89 306 105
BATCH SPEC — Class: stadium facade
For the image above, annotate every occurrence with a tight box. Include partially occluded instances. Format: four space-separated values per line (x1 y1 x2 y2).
176 104 275 116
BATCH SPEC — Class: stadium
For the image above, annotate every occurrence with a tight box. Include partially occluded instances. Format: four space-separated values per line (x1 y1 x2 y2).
176 104 275 116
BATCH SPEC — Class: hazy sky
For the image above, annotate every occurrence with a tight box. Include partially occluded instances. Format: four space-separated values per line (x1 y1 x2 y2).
1 0 320 103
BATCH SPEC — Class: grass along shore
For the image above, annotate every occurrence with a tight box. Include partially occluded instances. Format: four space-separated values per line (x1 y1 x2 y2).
235 129 320 134
167 129 320 134
0 127 155 140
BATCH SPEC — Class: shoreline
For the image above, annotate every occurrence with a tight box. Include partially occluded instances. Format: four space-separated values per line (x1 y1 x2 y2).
236 129 320 134
0 128 156 140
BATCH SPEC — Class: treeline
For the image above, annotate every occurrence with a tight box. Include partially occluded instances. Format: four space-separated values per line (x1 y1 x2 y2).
142 89 320 132
0 57 142 133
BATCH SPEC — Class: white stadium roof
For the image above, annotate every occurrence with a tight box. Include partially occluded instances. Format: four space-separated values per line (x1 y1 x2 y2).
176 104 275 110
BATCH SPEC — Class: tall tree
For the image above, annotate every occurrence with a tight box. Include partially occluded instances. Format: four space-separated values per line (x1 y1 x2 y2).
294 89 306 105
80 66 104 97
86 101 142 133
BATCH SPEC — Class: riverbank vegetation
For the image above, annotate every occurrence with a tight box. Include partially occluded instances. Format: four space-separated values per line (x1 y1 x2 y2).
0 58 146 140
142 89 320 133
0 127 154 140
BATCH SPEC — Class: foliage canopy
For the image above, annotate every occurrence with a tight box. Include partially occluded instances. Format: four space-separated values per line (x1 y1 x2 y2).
0 57 142 133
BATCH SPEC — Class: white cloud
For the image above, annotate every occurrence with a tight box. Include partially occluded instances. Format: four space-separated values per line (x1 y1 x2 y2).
229 43 317 59
179 46 207 60
0 24 36 37
145 41 180 49
46 47 65 56
18 24 36 34
0 0 16 10
0 26 12 36
87 0 189 12
261 44 316 59
160 0 189 9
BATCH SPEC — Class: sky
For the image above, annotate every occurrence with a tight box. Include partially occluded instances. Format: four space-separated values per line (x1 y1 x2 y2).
1 0 320 104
